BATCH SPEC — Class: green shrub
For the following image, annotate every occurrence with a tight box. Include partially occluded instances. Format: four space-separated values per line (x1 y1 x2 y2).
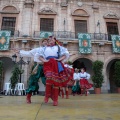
0 61 3 89
67 61 73 65
92 60 104 88
10 65 21 89
0 61 3 80
114 61 120 87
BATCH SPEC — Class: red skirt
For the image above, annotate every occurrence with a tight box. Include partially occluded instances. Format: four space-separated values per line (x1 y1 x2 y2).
63 68 74 87
43 58 74 87
80 79 93 89
66 79 75 87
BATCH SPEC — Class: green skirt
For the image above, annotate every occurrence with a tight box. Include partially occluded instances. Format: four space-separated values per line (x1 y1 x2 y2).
72 81 80 93
26 63 46 93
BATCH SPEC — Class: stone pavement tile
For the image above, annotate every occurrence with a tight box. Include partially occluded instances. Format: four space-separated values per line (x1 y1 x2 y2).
0 94 120 120
0 96 42 120
36 94 120 120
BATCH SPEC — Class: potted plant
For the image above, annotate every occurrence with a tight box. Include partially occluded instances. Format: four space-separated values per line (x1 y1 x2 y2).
67 61 73 65
0 61 3 91
113 61 120 93
10 65 21 89
92 60 104 94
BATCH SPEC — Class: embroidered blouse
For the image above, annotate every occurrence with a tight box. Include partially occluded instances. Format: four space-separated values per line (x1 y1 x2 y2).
73 73 80 81
36 45 69 62
64 64 73 69
19 47 43 62
79 72 90 80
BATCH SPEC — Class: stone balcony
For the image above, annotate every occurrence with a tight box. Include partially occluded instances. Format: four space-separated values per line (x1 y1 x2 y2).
33 31 115 41
1 30 119 42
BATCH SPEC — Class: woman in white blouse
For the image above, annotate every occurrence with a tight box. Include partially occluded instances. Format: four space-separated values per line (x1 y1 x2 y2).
79 68 93 96
59 63 74 99
38 36 73 106
72 68 81 96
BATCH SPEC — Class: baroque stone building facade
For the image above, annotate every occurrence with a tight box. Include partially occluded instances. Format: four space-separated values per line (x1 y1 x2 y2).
0 0 120 93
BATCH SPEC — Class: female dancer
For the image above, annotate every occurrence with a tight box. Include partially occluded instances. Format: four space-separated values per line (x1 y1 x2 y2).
60 63 74 99
79 68 92 96
38 36 73 106
72 68 80 96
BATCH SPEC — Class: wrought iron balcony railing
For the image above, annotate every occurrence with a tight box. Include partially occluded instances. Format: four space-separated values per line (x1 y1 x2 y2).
34 31 76 40
1 26 19 37
34 31 117 41
0 29 119 41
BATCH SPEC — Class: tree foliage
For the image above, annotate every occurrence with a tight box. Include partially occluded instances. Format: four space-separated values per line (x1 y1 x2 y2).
113 61 120 87
67 61 73 65
10 65 21 89
0 61 3 81
92 60 104 88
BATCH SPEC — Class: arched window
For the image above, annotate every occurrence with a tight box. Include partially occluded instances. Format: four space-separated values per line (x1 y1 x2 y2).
104 12 119 40
38 7 57 32
72 9 89 38
0 6 19 36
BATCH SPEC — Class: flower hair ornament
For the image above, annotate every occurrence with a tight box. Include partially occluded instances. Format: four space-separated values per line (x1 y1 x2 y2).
48 36 63 46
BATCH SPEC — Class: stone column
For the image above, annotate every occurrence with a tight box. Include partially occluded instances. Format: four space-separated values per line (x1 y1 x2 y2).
21 0 34 36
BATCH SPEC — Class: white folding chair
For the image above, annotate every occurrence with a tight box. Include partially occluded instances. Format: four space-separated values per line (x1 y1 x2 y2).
4 83 11 95
17 83 26 95
13 84 18 95
32 91 38 95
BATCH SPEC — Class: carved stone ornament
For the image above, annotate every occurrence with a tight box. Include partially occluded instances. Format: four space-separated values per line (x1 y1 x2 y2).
61 2 68 7
0 6 20 14
77 2 83 7
72 9 89 17
92 5 99 9
24 0 34 8
38 7 57 15
104 11 119 19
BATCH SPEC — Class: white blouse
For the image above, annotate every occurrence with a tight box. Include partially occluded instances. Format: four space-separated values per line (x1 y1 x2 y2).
79 72 90 80
20 47 43 62
64 64 73 69
73 73 80 81
36 45 69 62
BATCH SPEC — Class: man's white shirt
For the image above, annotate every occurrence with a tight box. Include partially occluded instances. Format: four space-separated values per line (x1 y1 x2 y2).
19 47 42 62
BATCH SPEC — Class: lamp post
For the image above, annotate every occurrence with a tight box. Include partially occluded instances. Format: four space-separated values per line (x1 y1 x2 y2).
12 54 30 83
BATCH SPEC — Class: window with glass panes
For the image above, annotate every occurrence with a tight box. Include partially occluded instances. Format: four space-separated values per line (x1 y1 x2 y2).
40 18 54 32
106 22 119 40
1 17 16 35
74 20 87 38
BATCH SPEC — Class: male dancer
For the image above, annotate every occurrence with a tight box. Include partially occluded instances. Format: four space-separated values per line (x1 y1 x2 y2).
15 38 48 103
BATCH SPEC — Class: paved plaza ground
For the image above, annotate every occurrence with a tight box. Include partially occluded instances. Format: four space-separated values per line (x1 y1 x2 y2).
0 94 120 120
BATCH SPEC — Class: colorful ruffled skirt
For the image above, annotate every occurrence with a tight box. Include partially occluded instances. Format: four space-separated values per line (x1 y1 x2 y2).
44 58 74 87
80 79 93 89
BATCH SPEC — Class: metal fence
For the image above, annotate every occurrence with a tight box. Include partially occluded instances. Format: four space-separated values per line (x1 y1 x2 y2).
34 31 115 41
0 29 119 41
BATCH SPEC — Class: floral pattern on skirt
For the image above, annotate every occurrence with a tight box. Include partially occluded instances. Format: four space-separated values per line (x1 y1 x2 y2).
80 79 93 89
44 58 74 87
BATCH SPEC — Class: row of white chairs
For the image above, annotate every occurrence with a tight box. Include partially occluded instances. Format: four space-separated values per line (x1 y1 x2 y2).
4 83 26 95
